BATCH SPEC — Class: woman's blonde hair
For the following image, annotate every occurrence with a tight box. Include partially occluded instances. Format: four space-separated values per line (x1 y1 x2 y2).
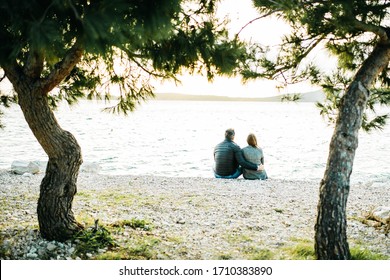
247 133 258 147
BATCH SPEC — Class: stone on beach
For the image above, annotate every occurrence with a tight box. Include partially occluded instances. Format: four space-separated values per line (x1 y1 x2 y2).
10 160 101 175
80 162 101 173
11 161 40 175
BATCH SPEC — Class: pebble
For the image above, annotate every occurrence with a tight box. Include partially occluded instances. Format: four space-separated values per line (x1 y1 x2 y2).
0 170 389 259
26 253 38 259
47 243 57 251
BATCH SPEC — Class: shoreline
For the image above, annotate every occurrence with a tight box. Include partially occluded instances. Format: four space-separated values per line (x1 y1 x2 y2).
1 170 389 260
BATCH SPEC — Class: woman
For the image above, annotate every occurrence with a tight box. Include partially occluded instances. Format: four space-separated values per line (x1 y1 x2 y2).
242 133 268 180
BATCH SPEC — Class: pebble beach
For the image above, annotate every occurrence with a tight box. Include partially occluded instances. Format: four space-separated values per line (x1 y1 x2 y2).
0 169 389 260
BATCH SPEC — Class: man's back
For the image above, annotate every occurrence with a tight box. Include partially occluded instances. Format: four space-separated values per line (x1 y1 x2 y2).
214 139 239 176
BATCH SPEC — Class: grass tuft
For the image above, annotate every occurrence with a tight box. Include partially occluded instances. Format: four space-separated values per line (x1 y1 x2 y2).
73 222 117 258
350 246 388 260
110 218 152 231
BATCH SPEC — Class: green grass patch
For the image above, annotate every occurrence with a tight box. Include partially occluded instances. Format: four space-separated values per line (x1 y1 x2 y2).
96 235 162 260
282 239 388 260
350 246 388 260
72 215 165 260
250 249 275 260
73 224 117 258
283 242 315 260
245 247 275 260
218 254 233 260
110 218 152 231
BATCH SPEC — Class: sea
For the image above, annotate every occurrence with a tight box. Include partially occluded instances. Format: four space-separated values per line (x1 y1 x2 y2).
1 99 389 184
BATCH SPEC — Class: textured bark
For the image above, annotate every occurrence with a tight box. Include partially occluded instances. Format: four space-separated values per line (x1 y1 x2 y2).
3 44 84 241
15 84 83 241
315 42 390 259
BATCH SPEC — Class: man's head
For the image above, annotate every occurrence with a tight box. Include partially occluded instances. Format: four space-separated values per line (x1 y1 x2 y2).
225 128 235 140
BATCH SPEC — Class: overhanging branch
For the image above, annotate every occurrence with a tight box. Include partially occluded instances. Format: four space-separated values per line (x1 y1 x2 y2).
352 19 389 42
39 40 84 94
235 10 281 38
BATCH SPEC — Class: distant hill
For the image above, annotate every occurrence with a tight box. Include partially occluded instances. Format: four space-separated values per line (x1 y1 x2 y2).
155 90 325 103
299 90 326 102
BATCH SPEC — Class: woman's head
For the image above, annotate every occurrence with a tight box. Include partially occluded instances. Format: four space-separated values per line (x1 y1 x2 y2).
247 133 258 147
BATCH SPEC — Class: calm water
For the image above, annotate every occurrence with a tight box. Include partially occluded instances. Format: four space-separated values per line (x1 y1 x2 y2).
1 100 389 183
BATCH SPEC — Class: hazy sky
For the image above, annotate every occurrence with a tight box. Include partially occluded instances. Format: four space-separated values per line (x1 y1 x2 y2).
157 0 330 97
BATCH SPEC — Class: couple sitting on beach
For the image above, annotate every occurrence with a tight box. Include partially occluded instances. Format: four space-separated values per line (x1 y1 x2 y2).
213 128 268 180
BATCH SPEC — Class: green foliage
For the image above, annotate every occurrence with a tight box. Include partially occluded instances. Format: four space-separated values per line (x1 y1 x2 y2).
317 70 390 132
249 1 390 131
249 0 390 92
73 223 117 258
0 0 252 114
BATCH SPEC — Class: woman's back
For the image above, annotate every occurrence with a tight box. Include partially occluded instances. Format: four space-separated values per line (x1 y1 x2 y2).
242 146 267 180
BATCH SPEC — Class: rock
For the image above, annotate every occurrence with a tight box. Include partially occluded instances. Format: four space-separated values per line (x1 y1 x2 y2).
68 247 75 254
37 248 47 256
371 206 390 224
11 161 40 175
81 162 101 173
29 247 37 254
26 252 38 259
47 243 57 251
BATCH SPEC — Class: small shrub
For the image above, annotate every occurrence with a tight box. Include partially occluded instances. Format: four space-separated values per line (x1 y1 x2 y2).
73 222 117 258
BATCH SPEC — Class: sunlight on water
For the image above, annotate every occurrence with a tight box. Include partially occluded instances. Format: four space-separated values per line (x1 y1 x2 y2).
1 100 389 183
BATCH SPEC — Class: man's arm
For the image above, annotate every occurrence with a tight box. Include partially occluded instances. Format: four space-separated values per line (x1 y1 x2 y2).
234 149 258 171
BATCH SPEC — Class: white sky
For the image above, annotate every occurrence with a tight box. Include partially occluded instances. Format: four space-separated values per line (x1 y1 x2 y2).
157 0 331 97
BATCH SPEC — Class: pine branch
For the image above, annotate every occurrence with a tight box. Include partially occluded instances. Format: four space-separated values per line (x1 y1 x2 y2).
39 40 83 94
352 19 389 42
129 57 177 80
235 10 281 38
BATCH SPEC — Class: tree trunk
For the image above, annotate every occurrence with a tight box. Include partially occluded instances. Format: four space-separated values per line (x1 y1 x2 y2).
2 43 84 241
315 42 390 259
18 85 83 241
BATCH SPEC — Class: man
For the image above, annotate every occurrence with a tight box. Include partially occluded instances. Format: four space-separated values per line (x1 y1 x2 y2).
213 128 264 179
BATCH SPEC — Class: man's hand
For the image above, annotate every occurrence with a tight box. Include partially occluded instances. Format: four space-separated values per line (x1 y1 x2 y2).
257 164 264 171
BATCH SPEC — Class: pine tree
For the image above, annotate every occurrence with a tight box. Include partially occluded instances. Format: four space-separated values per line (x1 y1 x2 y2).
0 0 249 241
248 0 390 259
